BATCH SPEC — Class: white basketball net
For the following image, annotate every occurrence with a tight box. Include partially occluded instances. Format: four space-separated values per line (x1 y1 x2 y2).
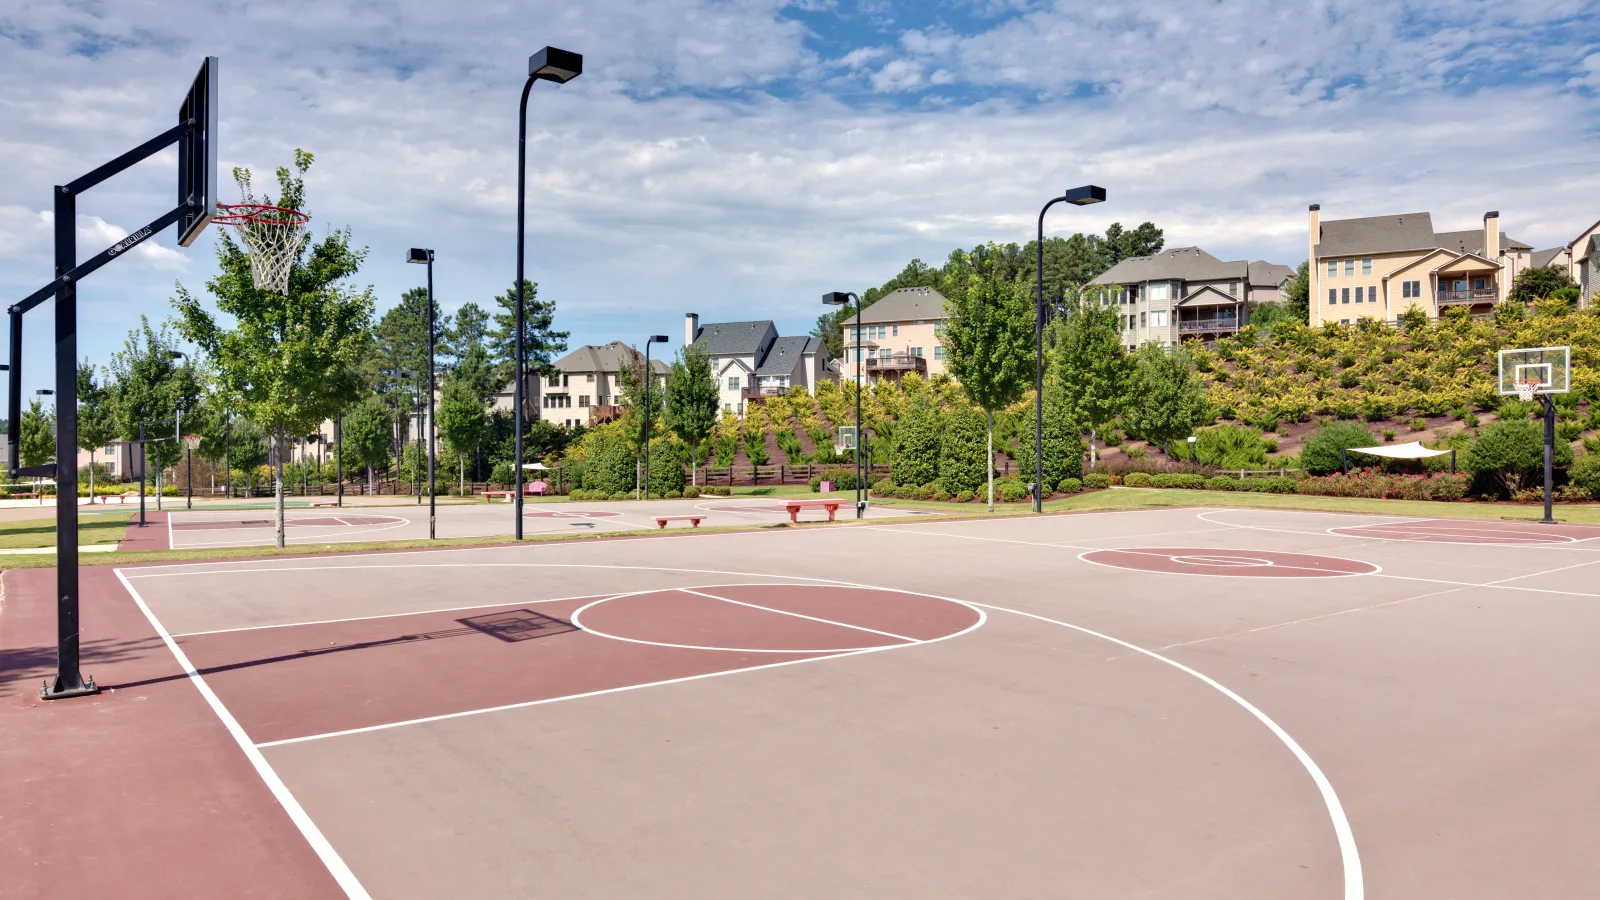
227 209 308 295
1513 379 1540 402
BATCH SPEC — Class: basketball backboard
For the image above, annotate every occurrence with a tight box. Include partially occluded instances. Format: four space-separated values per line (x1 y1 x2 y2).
1498 345 1570 395
177 56 218 247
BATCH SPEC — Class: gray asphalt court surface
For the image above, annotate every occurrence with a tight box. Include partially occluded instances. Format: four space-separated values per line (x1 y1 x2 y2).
50 506 1600 898
160 497 939 549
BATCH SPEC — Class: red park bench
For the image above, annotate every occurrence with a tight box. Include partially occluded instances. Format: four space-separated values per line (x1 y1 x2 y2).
782 499 843 523
480 481 549 502
654 515 706 529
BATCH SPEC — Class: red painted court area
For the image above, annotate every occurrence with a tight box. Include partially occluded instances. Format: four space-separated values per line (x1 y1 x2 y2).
1328 517 1600 544
1082 547 1379 577
178 585 978 746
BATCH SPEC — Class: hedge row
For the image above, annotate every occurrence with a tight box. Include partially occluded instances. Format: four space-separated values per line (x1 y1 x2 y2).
1121 470 1471 501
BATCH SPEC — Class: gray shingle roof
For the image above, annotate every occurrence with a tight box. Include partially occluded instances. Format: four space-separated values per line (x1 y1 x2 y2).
1093 247 1247 285
1434 229 1532 255
857 287 948 324
1531 247 1566 269
554 341 667 375
689 320 776 357
755 336 817 376
1316 212 1436 256
1247 261 1295 287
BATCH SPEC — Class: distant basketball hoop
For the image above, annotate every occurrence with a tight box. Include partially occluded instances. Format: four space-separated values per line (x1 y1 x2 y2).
1512 379 1540 403
212 202 310 294
182 434 204 451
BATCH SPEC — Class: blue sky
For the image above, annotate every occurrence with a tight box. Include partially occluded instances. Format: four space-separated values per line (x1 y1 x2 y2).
2 0 1597 397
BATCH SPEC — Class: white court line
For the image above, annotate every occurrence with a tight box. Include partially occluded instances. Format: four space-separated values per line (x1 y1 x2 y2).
174 517 413 549
257 591 987 747
1197 509 1600 549
167 509 173 550
1078 548 1380 579
114 570 372 900
677 587 919 643
168 590 608 637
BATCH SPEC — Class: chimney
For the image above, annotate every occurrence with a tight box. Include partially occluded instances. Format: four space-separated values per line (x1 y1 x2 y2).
1483 211 1500 261
1308 204 1321 326
685 312 699 347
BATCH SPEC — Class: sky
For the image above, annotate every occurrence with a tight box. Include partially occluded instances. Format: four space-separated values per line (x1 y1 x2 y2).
2 0 1598 398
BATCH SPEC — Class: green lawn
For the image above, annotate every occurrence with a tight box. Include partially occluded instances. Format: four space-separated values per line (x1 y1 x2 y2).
0 509 134 551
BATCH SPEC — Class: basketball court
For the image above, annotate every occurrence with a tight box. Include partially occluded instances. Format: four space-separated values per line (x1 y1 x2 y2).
152 498 941 549
9 504 1600 899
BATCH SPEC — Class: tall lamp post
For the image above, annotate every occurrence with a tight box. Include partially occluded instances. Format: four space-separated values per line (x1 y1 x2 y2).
641 335 668 499
514 46 582 541
407 247 437 539
1033 185 1106 513
822 291 866 518
166 350 187 513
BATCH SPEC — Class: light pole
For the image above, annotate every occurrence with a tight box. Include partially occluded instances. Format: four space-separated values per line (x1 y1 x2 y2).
1033 185 1106 512
334 413 342 506
413 378 424 504
33 389 54 500
222 410 230 500
515 46 582 540
166 350 187 513
641 335 668 499
822 291 866 517
407 247 437 539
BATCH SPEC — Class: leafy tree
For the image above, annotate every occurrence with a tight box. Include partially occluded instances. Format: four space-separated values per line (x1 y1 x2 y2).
107 318 203 493
890 398 940 487
1281 260 1310 321
1300 421 1377 475
663 346 719 485
1569 451 1600 499
19 398 54 472
1016 386 1084 489
444 301 491 364
646 437 687 497
172 149 374 546
1123 344 1207 455
582 427 636 495
366 287 431 433
220 415 269 496
942 269 1033 508
437 375 489 496
488 279 568 388
341 396 393 495
938 405 988 494
1508 265 1579 304
1467 418 1571 496
1050 296 1131 465
77 360 119 495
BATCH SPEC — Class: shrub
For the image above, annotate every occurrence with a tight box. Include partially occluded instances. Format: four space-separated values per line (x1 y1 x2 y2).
998 480 1027 502
1174 423 1269 469
1207 475 1240 491
1150 473 1207 489
1568 454 1600 498
891 399 941 488
489 460 514 485
931 487 951 501
810 466 860 493
1294 470 1469 500
1556 421 1584 443
872 478 894 494
582 433 637 495
938 405 989 495
1123 445 1146 458
1083 473 1112 489
1301 421 1377 475
1124 472 1153 487
1056 477 1083 494
647 440 687 497
1016 388 1084 488
682 485 701 498
1468 418 1572 496
609 492 628 501
954 489 974 503
1411 418 1428 432
569 488 587 501
1382 429 1396 442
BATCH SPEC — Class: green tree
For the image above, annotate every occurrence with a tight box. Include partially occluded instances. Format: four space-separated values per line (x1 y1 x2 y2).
1301 421 1377 475
77 360 119 495
366 287 431 433
1182 423 1269 469
646 437 687 497
1467 418 1572 496
582 427 636 495
1281 260 1310 322
172 149 374 546
1050 295 1131 465
1016 386 1084 489
437 375 489 496
341 396 393 495
891 398 940 487
1122 344 1207 456
1508 265 1579 304
938 405 988 494
941 270 1033 509
19 398 54 474
444 301 491 364
107 318 202 496
488 279 568 388
663 346 719 485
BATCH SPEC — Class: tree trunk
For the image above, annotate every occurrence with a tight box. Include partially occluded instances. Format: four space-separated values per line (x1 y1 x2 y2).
88 449 95 505
1089 427 1098 467
986 409 995 512
367 463 374 497
274 431 286 549
459 456 464 498
156 468 163 510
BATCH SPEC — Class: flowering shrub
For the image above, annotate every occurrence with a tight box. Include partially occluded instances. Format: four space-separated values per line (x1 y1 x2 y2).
1294 469 1468 501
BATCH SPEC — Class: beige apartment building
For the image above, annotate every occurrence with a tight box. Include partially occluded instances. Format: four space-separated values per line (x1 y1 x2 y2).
1566 218 1600 306
490 341 667 429
1093 248 1292 348
1308 205 1535 325
840 287 950 384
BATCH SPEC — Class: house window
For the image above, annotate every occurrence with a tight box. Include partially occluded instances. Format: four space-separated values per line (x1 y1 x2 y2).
1129 285 1140 301
1148 283 1169 301
1344 260 1355 276
579 396 590 407
724 403 732 412
597 394 609 406
727 376 740 390
1328 288 1337 305
1327 260 1337 277
908 347 923 357
1353 288 1362 303
913 320 924 325
1140 312 1147 327
1180 284 1190 298
878 349 892 360
1402 281 1412 298
547 374 560 388
892 324 899 337
934 346 946 360
586 373 595 382
1362 258 1372 275
1474 278 1486 290
1151 310 1169 327
934 322 946 335
1342 288 1350 304
1228 281 1238 296
1341 318 1350 325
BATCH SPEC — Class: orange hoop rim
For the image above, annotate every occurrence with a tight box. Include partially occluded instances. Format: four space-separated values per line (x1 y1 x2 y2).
213 202 309 227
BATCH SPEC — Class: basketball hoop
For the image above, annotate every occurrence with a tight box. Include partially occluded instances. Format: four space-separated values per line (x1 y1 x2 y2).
1513 379 1541 402
213 202 309 295
182 434 203 451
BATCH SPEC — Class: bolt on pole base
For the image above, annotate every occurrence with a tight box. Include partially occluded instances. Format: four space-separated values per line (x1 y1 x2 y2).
41 673 98 701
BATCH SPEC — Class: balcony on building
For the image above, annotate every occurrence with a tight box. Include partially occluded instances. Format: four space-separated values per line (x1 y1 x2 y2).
1177 309 1241 340
864 353 927 383
587 404 623 424
1436 284 1498 305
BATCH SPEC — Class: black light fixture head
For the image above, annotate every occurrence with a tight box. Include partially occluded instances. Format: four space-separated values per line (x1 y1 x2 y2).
821 291 850 306
648 334 669 344
407 247 433 264
37 389 54 396
529 47 583 83
169 350 187 359
1063 185 1107 206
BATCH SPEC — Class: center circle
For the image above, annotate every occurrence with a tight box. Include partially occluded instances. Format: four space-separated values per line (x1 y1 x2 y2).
572 584 983 653
1081 547 1378 578
523 509 623 518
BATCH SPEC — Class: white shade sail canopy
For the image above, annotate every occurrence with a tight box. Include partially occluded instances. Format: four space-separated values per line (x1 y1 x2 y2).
1347 441 1453 460
521 462 550 470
